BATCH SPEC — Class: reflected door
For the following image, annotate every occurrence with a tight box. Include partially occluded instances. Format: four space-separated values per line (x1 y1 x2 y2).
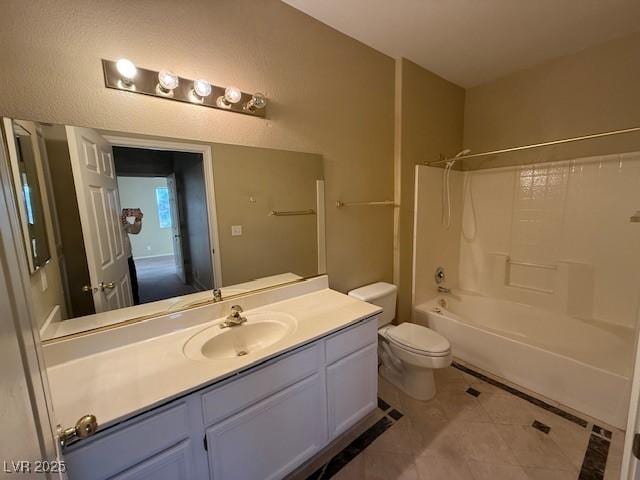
167 173 185 283
65 126 133 312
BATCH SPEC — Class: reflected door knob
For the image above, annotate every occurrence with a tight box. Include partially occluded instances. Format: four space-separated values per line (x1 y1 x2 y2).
81 282 115 293
99 282 116 291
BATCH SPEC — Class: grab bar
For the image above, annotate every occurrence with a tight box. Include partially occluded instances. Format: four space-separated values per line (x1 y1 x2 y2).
335 200 397 208
268 209 316 216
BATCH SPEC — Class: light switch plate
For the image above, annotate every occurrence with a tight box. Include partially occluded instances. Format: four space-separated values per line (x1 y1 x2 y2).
231 225 243 236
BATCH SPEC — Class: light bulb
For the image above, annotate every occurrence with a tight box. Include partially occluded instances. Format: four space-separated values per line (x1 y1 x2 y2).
158 70 179 92
116 58 137 84
193 79 212 98
224 86 242 104
251 93 267 109
245 92 267 111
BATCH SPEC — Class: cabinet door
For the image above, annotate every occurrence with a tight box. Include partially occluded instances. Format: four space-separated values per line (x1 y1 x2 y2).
110 441 192 480
327 343 378 439
206 373 326 480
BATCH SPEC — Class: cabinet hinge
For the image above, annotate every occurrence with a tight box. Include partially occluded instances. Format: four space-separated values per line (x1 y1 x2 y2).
203 435 208 451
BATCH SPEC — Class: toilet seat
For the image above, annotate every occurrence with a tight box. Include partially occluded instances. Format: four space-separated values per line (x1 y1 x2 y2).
381 323 450 357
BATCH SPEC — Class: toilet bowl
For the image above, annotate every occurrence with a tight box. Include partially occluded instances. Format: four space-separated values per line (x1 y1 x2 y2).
349 282 452 401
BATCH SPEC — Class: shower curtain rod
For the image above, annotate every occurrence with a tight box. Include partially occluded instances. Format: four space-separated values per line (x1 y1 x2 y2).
425 126 640 166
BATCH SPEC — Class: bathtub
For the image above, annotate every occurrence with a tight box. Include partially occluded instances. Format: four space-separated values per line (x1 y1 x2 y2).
414 291 634 428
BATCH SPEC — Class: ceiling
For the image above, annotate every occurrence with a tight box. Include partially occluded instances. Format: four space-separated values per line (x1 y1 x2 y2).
282 0 640 87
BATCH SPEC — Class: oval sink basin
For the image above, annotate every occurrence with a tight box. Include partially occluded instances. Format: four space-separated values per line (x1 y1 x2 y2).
184 312 297 361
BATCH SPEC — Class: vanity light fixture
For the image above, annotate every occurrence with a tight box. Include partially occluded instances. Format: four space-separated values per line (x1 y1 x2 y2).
244 92 267 112
102 59 266 117
157 70 179 94
115 58 137 86
193 79 212 99
217 86 242 108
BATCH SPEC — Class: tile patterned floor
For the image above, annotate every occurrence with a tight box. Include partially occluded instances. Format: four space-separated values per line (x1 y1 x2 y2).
310 364 625 480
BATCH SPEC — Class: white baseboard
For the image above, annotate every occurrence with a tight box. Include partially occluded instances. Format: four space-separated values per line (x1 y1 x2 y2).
133 253 174 260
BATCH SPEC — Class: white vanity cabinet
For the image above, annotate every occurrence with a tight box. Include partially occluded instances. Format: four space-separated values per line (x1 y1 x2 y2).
63 316 378 480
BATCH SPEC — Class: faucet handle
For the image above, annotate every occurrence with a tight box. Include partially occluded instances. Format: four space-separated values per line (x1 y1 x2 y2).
230 305 243 314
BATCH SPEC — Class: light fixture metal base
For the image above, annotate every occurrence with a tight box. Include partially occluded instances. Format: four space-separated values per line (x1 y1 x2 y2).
102 59 266 118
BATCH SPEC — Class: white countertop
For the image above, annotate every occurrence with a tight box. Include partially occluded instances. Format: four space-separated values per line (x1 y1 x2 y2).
46 288 381 431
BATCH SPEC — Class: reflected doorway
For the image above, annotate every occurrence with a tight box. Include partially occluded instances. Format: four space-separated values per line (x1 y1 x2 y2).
114 147 213 305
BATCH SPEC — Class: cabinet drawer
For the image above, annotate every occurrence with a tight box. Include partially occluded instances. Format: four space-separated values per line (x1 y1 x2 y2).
110 441 192 480
201 343 321 426
325 317 377 364
65 403 190 480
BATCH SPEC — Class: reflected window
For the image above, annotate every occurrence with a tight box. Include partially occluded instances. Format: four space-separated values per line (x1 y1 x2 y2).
21 173 35 224
155 187 171 228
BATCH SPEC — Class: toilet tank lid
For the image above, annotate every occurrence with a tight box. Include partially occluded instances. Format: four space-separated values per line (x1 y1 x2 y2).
348 282 397 301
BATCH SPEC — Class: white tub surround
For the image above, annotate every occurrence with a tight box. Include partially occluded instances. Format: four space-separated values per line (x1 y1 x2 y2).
44 276 381 431
457 154 640 330
415 292 633 428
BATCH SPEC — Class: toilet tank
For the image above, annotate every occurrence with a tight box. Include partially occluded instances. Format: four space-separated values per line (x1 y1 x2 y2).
348 282 397 328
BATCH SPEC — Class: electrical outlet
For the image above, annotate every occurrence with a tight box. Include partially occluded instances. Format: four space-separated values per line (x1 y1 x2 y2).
231 225 242 236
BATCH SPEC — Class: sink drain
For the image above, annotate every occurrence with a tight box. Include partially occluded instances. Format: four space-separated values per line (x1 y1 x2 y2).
237 350 248 356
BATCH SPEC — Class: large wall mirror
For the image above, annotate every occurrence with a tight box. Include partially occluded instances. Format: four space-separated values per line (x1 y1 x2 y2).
4 119 52 273
2 118 325 341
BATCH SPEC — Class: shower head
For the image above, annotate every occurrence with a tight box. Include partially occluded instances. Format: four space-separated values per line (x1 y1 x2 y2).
445 149 471 168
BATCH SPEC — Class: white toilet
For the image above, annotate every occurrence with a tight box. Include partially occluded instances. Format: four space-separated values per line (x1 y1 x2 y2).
349 282 452 401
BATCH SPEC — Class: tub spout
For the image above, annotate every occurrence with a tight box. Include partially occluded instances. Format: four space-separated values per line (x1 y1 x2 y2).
437 286 451 294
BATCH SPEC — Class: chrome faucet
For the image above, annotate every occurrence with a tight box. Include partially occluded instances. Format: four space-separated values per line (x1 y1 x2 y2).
437 286 451 294
213 288 223 303
220 305 247 329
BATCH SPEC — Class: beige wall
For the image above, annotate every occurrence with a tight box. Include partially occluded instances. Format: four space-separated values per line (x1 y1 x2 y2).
396 59 465 322
0 0 394 293
212 144 323 286
464 32 640 170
